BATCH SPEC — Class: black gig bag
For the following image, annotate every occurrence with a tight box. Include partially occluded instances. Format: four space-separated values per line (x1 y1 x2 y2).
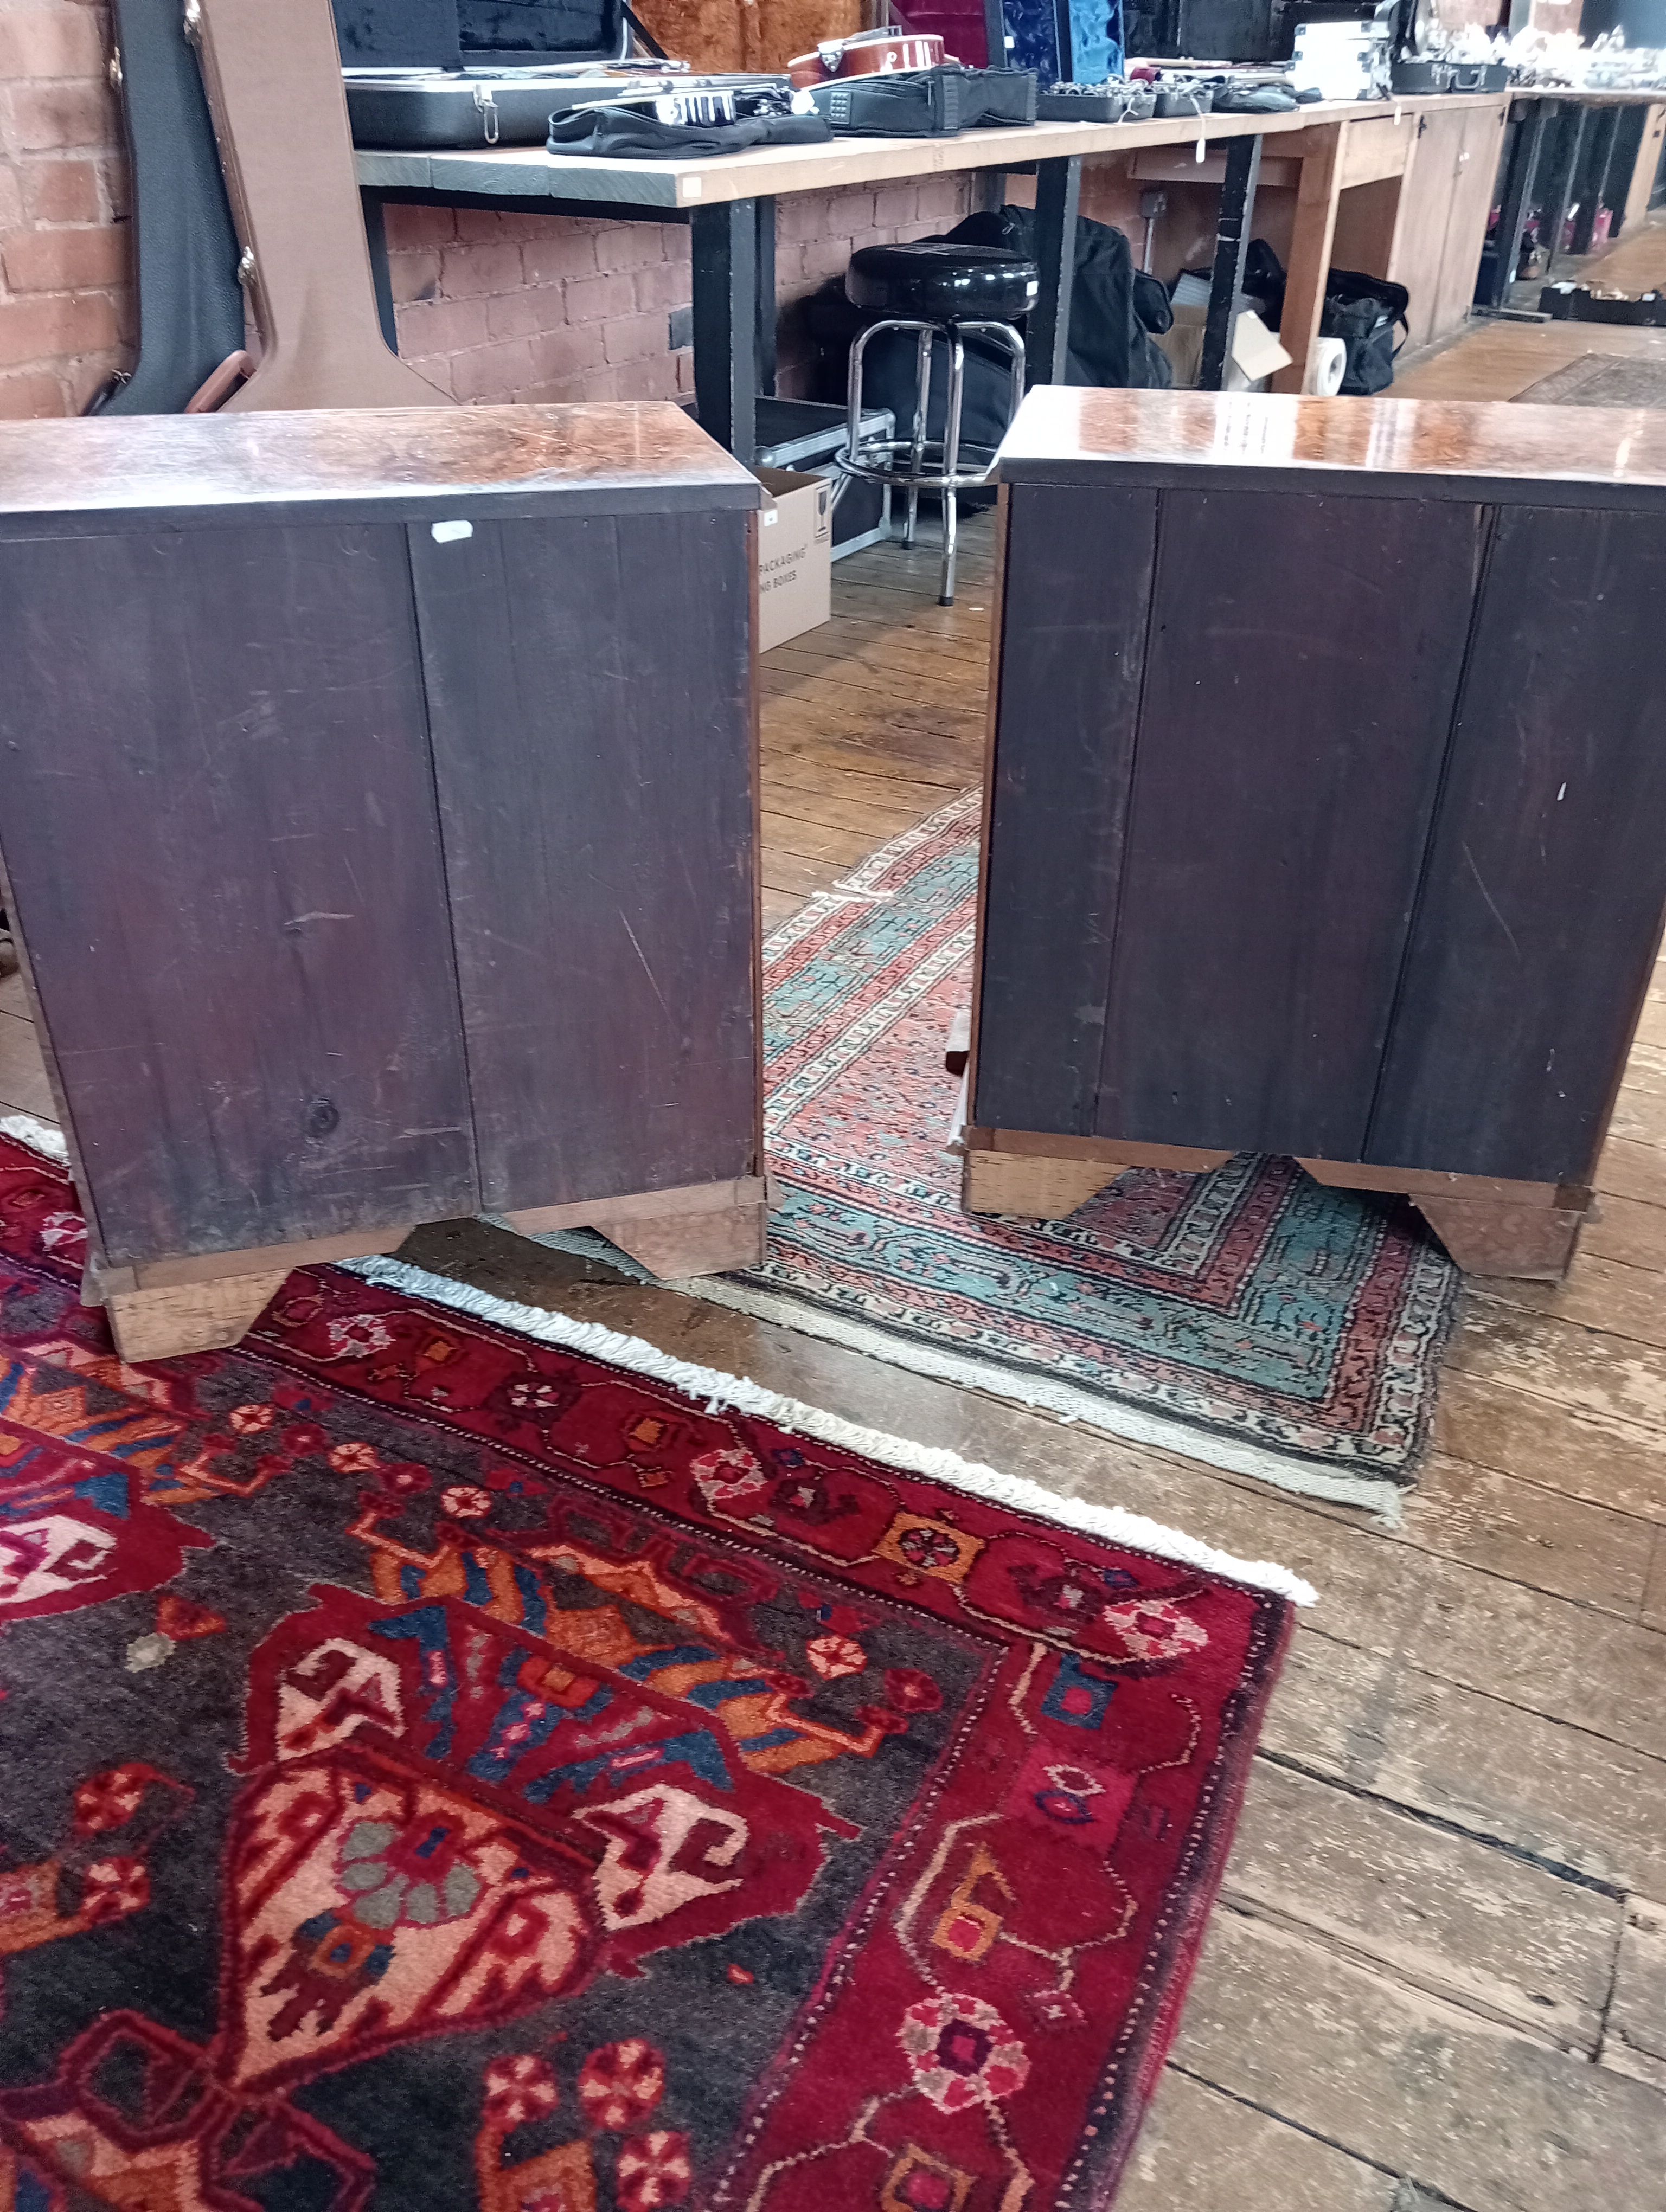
1320 268 1409 395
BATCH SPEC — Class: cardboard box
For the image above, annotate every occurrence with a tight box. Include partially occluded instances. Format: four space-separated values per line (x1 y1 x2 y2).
754 467 832 652
1154 302 1291 393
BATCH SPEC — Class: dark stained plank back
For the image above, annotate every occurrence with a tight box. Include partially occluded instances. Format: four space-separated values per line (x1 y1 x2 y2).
0 522 477 1263
1094 488 1480 1159
1368 504 1666 1182
409 509 758 1213
973 484 1158 1137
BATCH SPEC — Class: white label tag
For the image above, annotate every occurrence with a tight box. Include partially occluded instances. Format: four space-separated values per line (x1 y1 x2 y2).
431 519 473 543
1195 136 1204 162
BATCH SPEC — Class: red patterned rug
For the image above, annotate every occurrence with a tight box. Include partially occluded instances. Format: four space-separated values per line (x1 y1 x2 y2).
0 1131 1308 2211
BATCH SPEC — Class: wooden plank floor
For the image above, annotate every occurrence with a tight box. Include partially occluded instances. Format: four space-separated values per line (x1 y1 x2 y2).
8 319 1666 2206
1395 215 1666 401
758 514 996 935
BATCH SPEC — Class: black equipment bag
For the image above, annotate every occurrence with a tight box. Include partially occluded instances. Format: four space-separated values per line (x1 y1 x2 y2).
1319 267 1409 394
546 103 830 157
811 203 1170 467
805 65 1035 137
954 67 1039 126
805 67 965 136
950 205 1173 387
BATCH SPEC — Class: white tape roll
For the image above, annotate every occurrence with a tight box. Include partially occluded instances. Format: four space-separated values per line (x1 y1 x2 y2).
1305 336 1348 398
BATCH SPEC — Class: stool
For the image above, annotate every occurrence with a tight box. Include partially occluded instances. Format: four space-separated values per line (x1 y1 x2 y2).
838 242 1037 606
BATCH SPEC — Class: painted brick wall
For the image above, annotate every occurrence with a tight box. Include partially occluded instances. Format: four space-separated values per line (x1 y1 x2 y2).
0 0 972 424
0 0 133 416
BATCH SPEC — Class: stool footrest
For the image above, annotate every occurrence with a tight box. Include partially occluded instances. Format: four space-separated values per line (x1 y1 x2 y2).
839 438 999 497
844 308 1026 607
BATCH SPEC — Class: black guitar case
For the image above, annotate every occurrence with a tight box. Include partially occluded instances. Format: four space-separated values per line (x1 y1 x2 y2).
336 0 631 148
333 0 462 63
332 0 626 64
89 0 246 415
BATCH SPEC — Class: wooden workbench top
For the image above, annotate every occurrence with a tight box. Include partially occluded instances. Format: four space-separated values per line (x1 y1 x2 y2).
356 92 1509 208
0 400 760 521
995 384 1666 505
1510 83 1666 103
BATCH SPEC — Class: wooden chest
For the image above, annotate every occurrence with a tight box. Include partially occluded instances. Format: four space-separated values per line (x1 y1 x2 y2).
966 387 1666 1277
0 403 764 1355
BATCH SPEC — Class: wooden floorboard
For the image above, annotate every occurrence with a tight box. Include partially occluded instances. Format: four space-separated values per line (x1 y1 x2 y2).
755 522 994 912
10 288 1666 2207
1395 215 1666 401
0 1004 54 1122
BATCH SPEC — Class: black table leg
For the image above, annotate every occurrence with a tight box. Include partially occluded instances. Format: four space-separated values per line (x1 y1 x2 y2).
1486 99 1546 310
1607 101 1648 240
1199 133 1261 392
361 189 398 353
1572 105 1620 255
1028 155 1081 387
1542 102 1588 281
691 198 759 465
755 196 777 398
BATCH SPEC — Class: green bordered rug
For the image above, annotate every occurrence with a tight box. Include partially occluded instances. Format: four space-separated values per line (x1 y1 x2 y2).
521 794 1459 1519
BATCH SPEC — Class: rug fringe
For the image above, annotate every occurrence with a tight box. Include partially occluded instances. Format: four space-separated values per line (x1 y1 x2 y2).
630 1271 1409 1524
0 1105 1327 1599
342 1250 1318 1606
496 1221 1406 1526
0 1111 68 1163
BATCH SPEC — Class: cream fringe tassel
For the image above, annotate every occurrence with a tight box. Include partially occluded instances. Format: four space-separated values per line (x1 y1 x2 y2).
0 1105 1317 1606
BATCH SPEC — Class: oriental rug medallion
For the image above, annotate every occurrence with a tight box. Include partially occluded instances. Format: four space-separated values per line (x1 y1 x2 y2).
0 1131 1306 2212
566 792 1458 1517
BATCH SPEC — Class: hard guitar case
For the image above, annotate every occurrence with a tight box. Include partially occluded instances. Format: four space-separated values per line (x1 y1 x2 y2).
335 0 635 149
89 0 245 415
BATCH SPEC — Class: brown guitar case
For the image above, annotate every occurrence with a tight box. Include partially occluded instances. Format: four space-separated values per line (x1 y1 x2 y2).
192 0 449 410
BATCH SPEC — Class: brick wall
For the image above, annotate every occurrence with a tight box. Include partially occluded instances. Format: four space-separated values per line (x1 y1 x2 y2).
0 0 132 417
386 175 974 410
0 0 972 423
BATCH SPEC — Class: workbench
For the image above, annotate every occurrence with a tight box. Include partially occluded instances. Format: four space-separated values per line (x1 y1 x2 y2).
356 91 1509 459
1482 87 1666 309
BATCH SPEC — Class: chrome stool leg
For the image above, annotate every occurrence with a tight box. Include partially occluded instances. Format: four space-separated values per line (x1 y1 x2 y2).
846 318 879 471
939 327 966 606
905 323 934 550
838 313 1026 605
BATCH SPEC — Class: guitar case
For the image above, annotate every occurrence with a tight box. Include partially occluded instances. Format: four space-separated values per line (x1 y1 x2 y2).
348 69 756 150
335 0 632 147
331 0 627 65
197 0 450 410
89 0 245 416
333 0 463 64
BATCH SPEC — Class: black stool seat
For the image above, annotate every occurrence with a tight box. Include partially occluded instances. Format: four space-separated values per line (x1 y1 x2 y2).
845 242 1039 323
